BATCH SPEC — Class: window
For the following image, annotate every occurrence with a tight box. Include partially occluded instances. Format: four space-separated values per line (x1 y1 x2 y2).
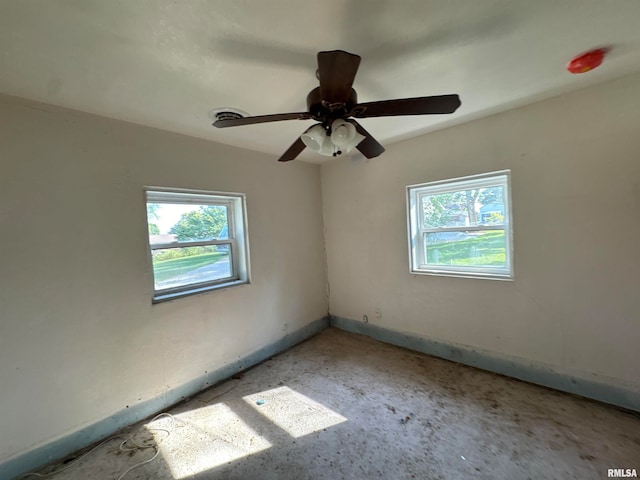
145 188 250 302
406 170 512 280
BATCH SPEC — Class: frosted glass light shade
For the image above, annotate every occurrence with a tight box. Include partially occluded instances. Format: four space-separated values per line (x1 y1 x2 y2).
301 124 329 152
331 120 365 153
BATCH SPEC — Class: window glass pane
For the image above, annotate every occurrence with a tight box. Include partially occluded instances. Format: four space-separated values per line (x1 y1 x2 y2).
152 245 232 290
421 185 505 228
147 203 229 245
423 230 506 268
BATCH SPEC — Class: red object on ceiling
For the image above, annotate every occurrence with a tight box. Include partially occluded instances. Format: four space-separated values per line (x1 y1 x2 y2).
567 48 607 74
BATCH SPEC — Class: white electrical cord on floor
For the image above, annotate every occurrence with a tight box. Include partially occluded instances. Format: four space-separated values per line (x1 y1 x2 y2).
20 413 177 480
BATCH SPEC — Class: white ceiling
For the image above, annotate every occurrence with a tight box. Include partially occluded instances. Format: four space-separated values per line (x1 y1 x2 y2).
2 0 640 163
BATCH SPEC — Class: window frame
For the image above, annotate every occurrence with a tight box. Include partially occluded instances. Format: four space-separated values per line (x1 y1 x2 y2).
145 187 251 303
406 170 513 280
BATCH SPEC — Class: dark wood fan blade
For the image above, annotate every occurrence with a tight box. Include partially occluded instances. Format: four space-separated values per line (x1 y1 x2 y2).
347 120 385 159
317 50 361 104
213 112 310 128
352 94 461 118
278 137 306 162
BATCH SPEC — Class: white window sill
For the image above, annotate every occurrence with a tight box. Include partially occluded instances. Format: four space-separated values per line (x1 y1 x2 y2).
153 279 250 304
410 269 513 281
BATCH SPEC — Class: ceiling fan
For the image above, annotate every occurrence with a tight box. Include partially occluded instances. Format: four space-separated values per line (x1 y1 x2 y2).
212 50 461 162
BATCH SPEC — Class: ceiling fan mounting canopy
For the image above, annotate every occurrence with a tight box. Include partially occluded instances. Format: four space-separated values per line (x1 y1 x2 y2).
212 50 461 162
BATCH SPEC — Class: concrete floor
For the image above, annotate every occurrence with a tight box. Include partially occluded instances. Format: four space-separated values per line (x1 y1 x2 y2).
29 328 640 479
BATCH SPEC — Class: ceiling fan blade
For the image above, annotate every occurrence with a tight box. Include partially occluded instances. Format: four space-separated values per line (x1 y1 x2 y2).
347 120 385 159
213 112 311 128
352 94 461 118
278 137 306 162
317 50 361 104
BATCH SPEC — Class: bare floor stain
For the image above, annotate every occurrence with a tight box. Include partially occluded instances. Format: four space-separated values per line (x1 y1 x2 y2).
29 328 640 479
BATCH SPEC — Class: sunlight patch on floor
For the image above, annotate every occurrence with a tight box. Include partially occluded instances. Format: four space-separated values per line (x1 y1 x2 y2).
147 403 272 479
243 386 348 438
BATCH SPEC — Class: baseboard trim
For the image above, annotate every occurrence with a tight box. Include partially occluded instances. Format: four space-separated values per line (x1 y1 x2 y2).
330 315 640 413
2 316 330 480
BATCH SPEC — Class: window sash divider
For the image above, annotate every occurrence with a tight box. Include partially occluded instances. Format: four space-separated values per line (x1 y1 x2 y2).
150 239 234 250
420 224 505 234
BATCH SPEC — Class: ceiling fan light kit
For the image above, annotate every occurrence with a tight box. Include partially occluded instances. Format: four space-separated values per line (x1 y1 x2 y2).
212 50 461 162
301 120 365 157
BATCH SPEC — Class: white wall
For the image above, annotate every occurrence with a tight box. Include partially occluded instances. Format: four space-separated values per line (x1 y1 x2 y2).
322 72 640 391
0 95 327 463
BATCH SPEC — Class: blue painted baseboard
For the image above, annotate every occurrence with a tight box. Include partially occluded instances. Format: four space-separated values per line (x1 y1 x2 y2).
330 315 640 413
2 316 330 480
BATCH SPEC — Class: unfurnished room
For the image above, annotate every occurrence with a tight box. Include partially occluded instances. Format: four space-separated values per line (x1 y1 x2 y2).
1 1 639 479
